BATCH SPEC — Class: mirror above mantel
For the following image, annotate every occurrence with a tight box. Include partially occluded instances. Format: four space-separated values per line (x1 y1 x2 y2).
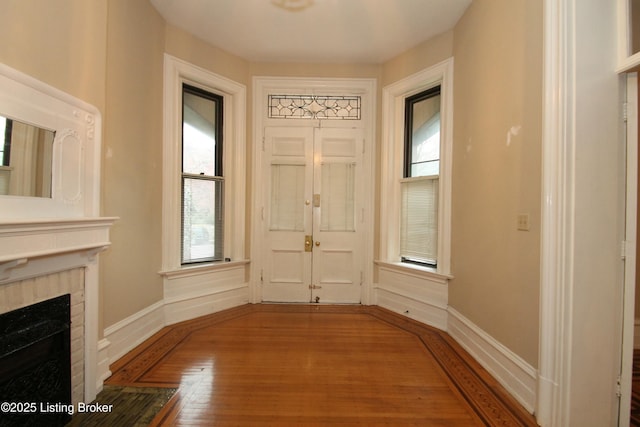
619 0 640 71
0 60 117 274
0 62 103 219
0 116 55 198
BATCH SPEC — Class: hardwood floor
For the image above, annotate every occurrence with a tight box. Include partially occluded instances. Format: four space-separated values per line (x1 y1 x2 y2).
106 304 538 426
632 349 640 426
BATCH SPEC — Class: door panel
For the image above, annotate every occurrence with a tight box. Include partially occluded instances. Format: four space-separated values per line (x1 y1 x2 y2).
262 127 313 302
262 126 363 303
311 127 362 303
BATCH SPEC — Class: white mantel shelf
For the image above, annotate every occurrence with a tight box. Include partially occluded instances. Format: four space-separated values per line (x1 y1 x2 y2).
0 217 118 283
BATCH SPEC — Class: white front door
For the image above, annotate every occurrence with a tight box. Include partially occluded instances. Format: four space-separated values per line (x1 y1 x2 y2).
262 126 363 303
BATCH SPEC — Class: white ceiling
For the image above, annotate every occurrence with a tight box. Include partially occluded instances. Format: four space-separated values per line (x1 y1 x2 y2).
150 0 472 64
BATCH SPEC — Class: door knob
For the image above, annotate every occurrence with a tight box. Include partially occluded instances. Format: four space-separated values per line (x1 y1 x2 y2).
304 235 313 252
315 241 320 247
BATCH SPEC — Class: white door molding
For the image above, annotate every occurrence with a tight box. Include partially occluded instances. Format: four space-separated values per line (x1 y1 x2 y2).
251 76 376 305
538 0 574 425
539 0 622 425
619 72 638 427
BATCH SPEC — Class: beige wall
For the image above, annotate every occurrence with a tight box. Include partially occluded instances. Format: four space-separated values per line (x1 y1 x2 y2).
0 0 107 116
100 0 166 328
381 30 454 87
449 0 542 366
165 25 250 86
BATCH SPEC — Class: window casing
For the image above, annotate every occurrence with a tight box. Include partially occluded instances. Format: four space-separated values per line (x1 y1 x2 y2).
181 84 224 264
162 54 246 273
380 59 453 277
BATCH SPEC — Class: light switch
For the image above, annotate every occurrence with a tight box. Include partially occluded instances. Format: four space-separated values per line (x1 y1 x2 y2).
517 213 530 231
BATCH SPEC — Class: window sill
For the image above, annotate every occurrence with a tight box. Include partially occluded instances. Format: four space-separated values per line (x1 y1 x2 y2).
159 259 250 279
374 260 453 283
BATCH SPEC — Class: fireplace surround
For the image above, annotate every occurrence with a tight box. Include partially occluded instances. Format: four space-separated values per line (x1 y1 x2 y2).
0 294 71 426
0 62 115 405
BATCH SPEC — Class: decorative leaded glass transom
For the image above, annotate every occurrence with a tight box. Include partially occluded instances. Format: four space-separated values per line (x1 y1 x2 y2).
268 95 361 120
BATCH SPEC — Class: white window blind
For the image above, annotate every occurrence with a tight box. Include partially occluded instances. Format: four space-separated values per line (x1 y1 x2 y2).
182 177 224 263
400 176 438 264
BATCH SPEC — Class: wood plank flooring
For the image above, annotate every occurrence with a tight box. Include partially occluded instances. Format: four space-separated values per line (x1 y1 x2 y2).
632 349 640 426
106 304 538 426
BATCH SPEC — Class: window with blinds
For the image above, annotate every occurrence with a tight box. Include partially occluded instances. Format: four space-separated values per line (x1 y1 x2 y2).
181 84 224 264
401 86 441 267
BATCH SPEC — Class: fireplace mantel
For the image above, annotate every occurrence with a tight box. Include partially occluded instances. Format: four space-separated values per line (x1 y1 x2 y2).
0 217 116 404
0 217 117 283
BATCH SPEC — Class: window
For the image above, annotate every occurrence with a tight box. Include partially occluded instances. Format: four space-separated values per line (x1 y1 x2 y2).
404 87 441 178
401 87 441 267
162 54 246 273
181 84 224 264
379 59 452 277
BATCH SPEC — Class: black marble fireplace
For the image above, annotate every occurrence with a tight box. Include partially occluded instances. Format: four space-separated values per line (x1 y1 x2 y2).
0 294 72 426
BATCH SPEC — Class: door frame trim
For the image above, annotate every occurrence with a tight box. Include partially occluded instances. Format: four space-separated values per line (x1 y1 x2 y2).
619 72 638 427
251 76 377 304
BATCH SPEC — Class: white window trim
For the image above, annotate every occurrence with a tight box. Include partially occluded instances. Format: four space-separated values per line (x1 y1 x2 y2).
379 58 453 277
161 54 246 273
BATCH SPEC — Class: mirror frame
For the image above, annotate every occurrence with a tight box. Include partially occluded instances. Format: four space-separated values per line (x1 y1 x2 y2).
619 0 640 71
0 62 102 219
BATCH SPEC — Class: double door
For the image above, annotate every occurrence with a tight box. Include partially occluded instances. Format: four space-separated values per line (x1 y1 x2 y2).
261 126 363 303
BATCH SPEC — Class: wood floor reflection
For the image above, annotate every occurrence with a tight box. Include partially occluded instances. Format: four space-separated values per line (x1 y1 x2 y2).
106 304 538 426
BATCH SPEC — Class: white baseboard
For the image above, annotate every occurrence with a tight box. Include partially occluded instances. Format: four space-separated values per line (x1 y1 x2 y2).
96 338 112 393
164 283 250 325
375 287 448 330
103 300 165 365
374 264 449 330
447 307 537 413
163 262 249 325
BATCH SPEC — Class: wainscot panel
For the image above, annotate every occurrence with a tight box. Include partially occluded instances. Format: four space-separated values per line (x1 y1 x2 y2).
374 262 449 330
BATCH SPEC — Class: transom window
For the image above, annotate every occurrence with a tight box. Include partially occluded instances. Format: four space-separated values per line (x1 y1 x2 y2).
181 84 224 264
